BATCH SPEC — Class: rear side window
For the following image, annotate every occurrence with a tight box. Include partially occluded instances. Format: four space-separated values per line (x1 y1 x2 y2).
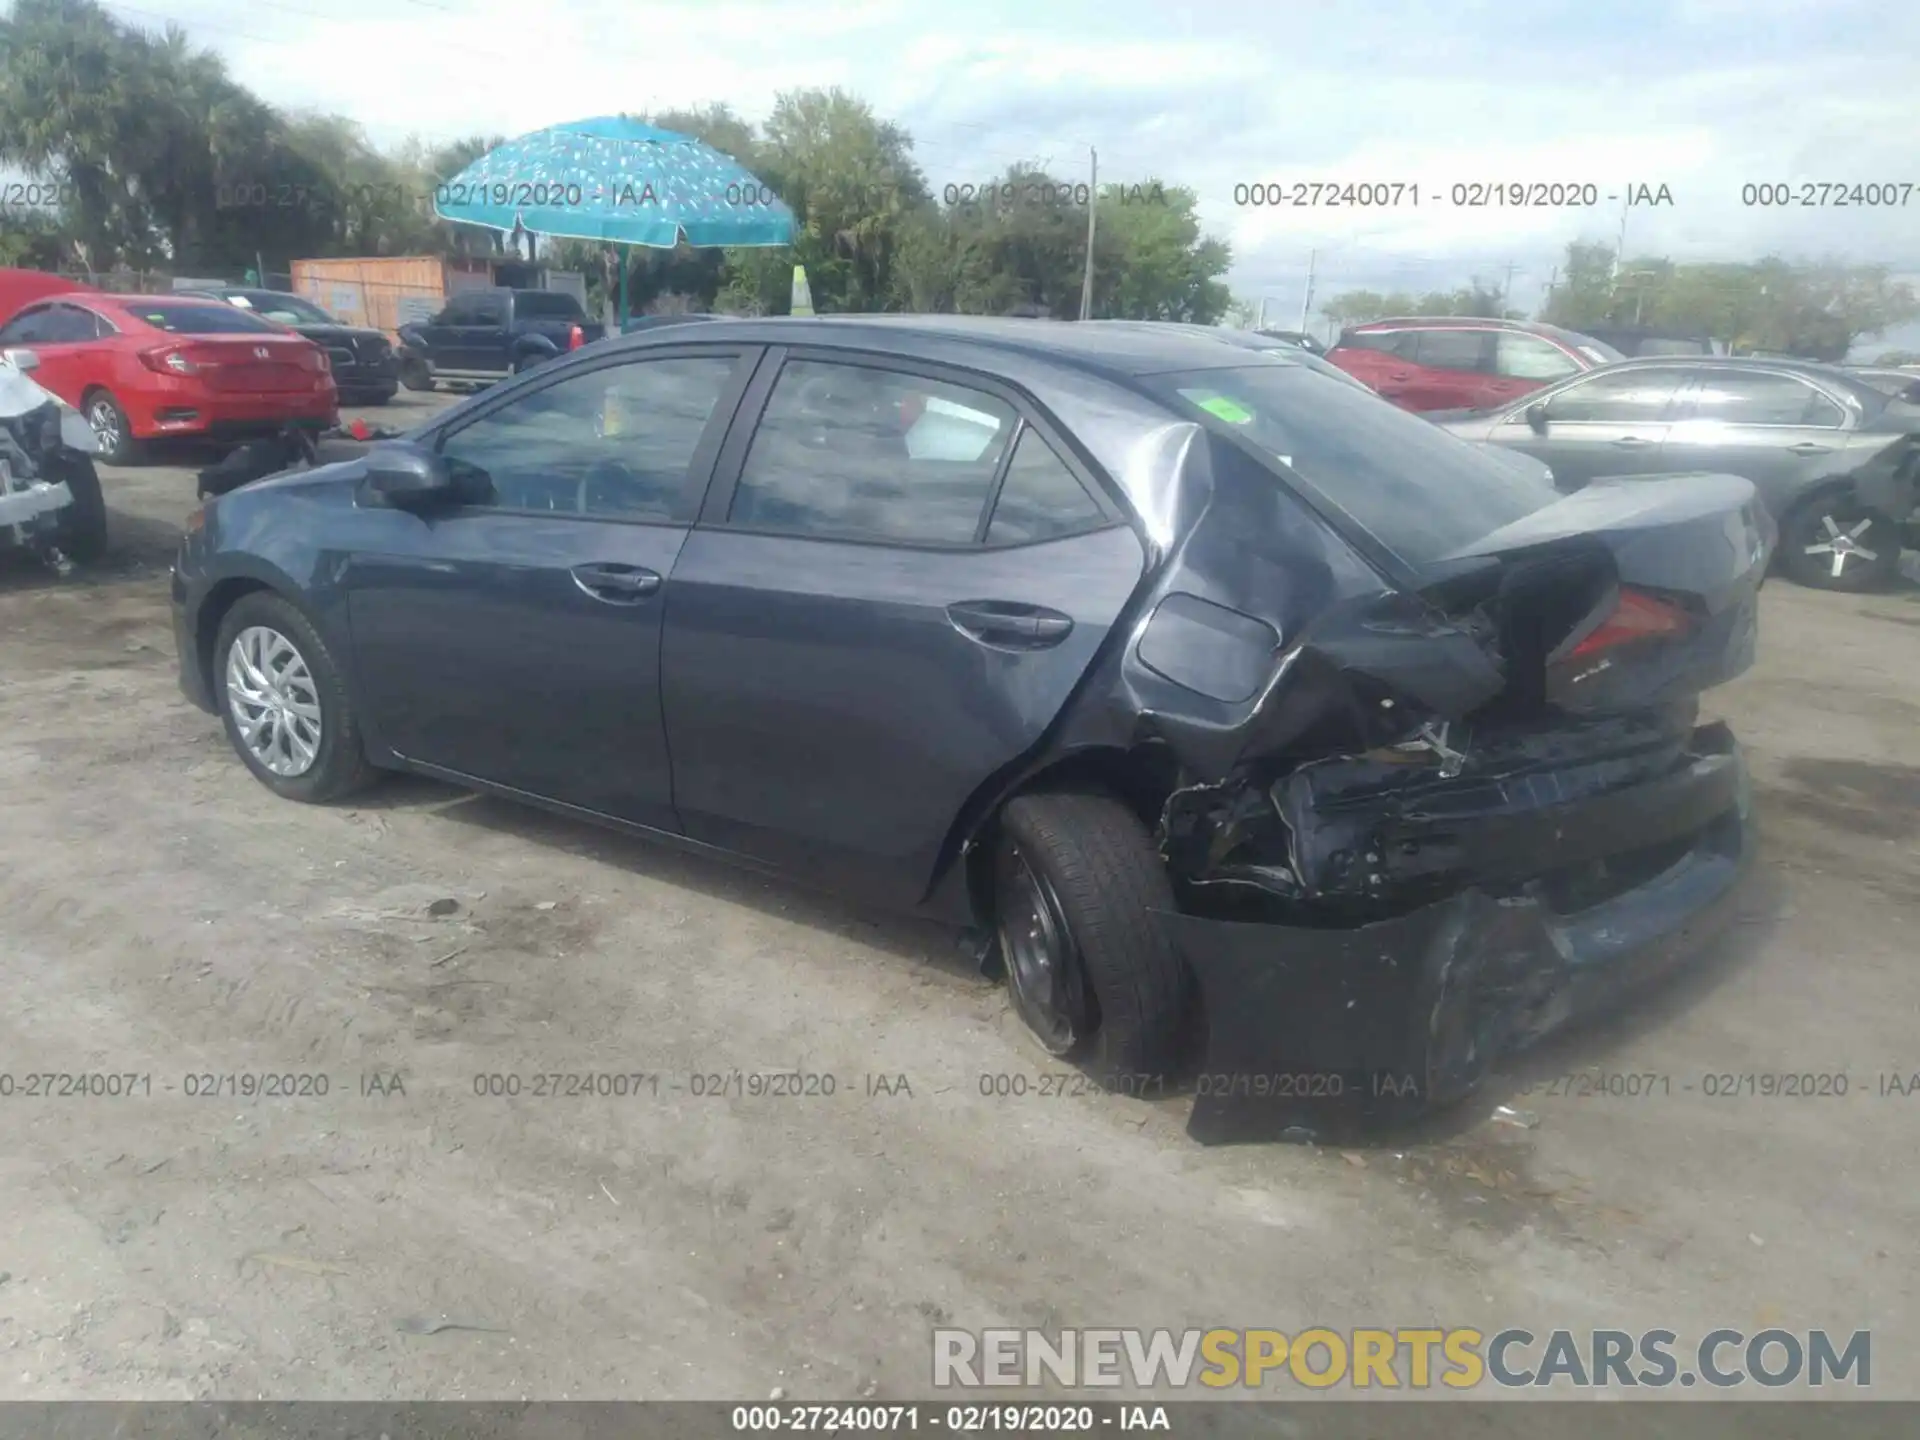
1681 370 1848 427
729 360 1018 545
1146 364 1556 567
124 303 281 335
1412 329 1490 372
985 428 1105 545
1339 330 1411 355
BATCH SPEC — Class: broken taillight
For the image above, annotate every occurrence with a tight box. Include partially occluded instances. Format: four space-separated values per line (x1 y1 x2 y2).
1566 588 1691 659
568 324 585 350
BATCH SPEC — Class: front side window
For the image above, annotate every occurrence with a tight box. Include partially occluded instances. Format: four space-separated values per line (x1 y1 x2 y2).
728 360 1018 544
1682 370 1848 427
1495 332 1582 381
0 307 52 345
1536 367 1685 423
438 355 739 520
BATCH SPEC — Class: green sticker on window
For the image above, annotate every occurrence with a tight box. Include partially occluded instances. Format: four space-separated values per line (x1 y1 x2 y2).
1193 395 1254 424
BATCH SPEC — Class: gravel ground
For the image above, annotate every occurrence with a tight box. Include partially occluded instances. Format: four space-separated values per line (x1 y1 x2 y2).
1 390 1915 1404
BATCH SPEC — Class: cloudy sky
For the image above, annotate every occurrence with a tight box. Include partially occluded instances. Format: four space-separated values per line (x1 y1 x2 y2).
82 0 1920 348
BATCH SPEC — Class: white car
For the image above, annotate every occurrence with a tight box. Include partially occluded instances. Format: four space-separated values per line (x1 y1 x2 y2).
0 345 106 572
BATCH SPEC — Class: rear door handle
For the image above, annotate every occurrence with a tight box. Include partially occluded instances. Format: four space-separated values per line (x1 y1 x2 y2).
571 562 662 603
946 600 1074 649
1611 435 1654 448
1786 442 1834 456
1386 371 1413 381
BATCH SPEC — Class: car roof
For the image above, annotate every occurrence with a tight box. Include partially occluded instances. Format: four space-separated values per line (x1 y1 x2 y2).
1343 316 1548 333
613 314 1295 380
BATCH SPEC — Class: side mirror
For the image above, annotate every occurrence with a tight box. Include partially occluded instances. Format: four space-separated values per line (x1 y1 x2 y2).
2 347 41 372
363 443 456 508
1525 401 1550 433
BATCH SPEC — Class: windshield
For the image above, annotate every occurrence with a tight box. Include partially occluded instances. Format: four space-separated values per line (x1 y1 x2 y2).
228 292 337 326
1144 363 1558 567
516 291 586 319
127 303 284 335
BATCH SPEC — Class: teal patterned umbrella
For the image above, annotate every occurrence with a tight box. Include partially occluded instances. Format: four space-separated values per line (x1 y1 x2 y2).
432 116 794 321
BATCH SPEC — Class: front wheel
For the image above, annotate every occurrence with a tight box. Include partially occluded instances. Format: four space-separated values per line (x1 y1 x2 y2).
993 791 1192 1087
398 357 434 392
212 592 378 803
1780 494 1902 591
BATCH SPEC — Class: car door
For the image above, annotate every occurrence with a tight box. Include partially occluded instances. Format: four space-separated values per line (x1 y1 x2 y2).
1401 328 1495 411
1327 328 1414 399
0 302 95 404
459 292 511 373
339 346 757 829
1489 330 1586 410
1661 367 1855 516
659 349 1147 909
1487 364 1687 490
419 294 476 368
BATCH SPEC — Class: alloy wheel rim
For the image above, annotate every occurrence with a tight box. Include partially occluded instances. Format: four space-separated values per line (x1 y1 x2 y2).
225 625 323 777
997 846 1082 1054
88 399 120 452
1802 511 1879 580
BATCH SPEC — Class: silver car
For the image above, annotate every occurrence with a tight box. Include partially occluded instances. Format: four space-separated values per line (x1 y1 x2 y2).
1430 356 1920 591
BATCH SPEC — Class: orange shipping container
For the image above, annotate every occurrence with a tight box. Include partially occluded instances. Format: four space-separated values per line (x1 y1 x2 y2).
290 257 449 340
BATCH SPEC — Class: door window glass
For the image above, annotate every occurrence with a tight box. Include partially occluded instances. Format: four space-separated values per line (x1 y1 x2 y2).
438 355 739 519
1494 332 1583 380
1411 329 1490 372
1682 370 1847 427
729 360 1018 544
1537 367 1684 423
985 428 1105 545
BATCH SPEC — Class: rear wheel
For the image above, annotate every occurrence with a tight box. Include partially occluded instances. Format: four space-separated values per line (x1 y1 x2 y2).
82 390 140 465
213 592 378 804
1780 493 1902 591
993 791 1191 1088
48 453 108 561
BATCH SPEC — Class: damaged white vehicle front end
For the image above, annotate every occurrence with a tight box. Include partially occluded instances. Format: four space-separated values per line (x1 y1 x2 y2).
0 346 105 575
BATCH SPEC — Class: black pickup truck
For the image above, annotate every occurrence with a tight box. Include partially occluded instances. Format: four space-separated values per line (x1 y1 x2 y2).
395 288 605 390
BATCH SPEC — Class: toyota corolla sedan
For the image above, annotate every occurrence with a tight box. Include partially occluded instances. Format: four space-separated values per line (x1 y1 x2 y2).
171 318 1766 1141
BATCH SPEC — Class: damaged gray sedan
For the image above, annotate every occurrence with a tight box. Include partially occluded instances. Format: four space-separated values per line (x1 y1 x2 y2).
170 318 1768 1141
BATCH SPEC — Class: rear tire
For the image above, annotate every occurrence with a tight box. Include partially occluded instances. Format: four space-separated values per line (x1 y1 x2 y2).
212 592 378 804
48 454 108 561
82 389 140 465
1780 493 1902 591
994 791 1191 1088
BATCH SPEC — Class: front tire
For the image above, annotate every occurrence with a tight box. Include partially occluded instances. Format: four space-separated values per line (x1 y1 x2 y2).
994 791 1192 1087
212 592 377 803
398 357 434 392
1780 494 1902 591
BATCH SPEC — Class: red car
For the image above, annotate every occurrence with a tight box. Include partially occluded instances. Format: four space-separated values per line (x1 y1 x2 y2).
0 292 337 462
1325 317 1623 413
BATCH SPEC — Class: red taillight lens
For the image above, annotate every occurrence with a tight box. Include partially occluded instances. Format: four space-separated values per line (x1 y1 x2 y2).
139 347 197 375
568 324 584 350
1567 588 1691 659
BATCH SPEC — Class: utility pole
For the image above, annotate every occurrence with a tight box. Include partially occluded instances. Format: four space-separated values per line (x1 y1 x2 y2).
1298 248 1317 332
1256 297 1268 330
1542 265 1558 312
1078 146 1098 321
1609 195 1630 295
1501 260 1518 309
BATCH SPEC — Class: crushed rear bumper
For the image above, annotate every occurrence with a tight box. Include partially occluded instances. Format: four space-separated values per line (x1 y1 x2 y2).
1159 722 1754 1144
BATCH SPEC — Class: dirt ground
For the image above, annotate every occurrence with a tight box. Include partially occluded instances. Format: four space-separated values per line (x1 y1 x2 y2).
1 389 1917 1403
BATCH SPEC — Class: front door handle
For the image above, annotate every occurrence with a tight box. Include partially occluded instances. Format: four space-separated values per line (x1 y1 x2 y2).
946 600 1074 650
1786 442 1834 456
571 562 662 604
1611 435 1653 448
